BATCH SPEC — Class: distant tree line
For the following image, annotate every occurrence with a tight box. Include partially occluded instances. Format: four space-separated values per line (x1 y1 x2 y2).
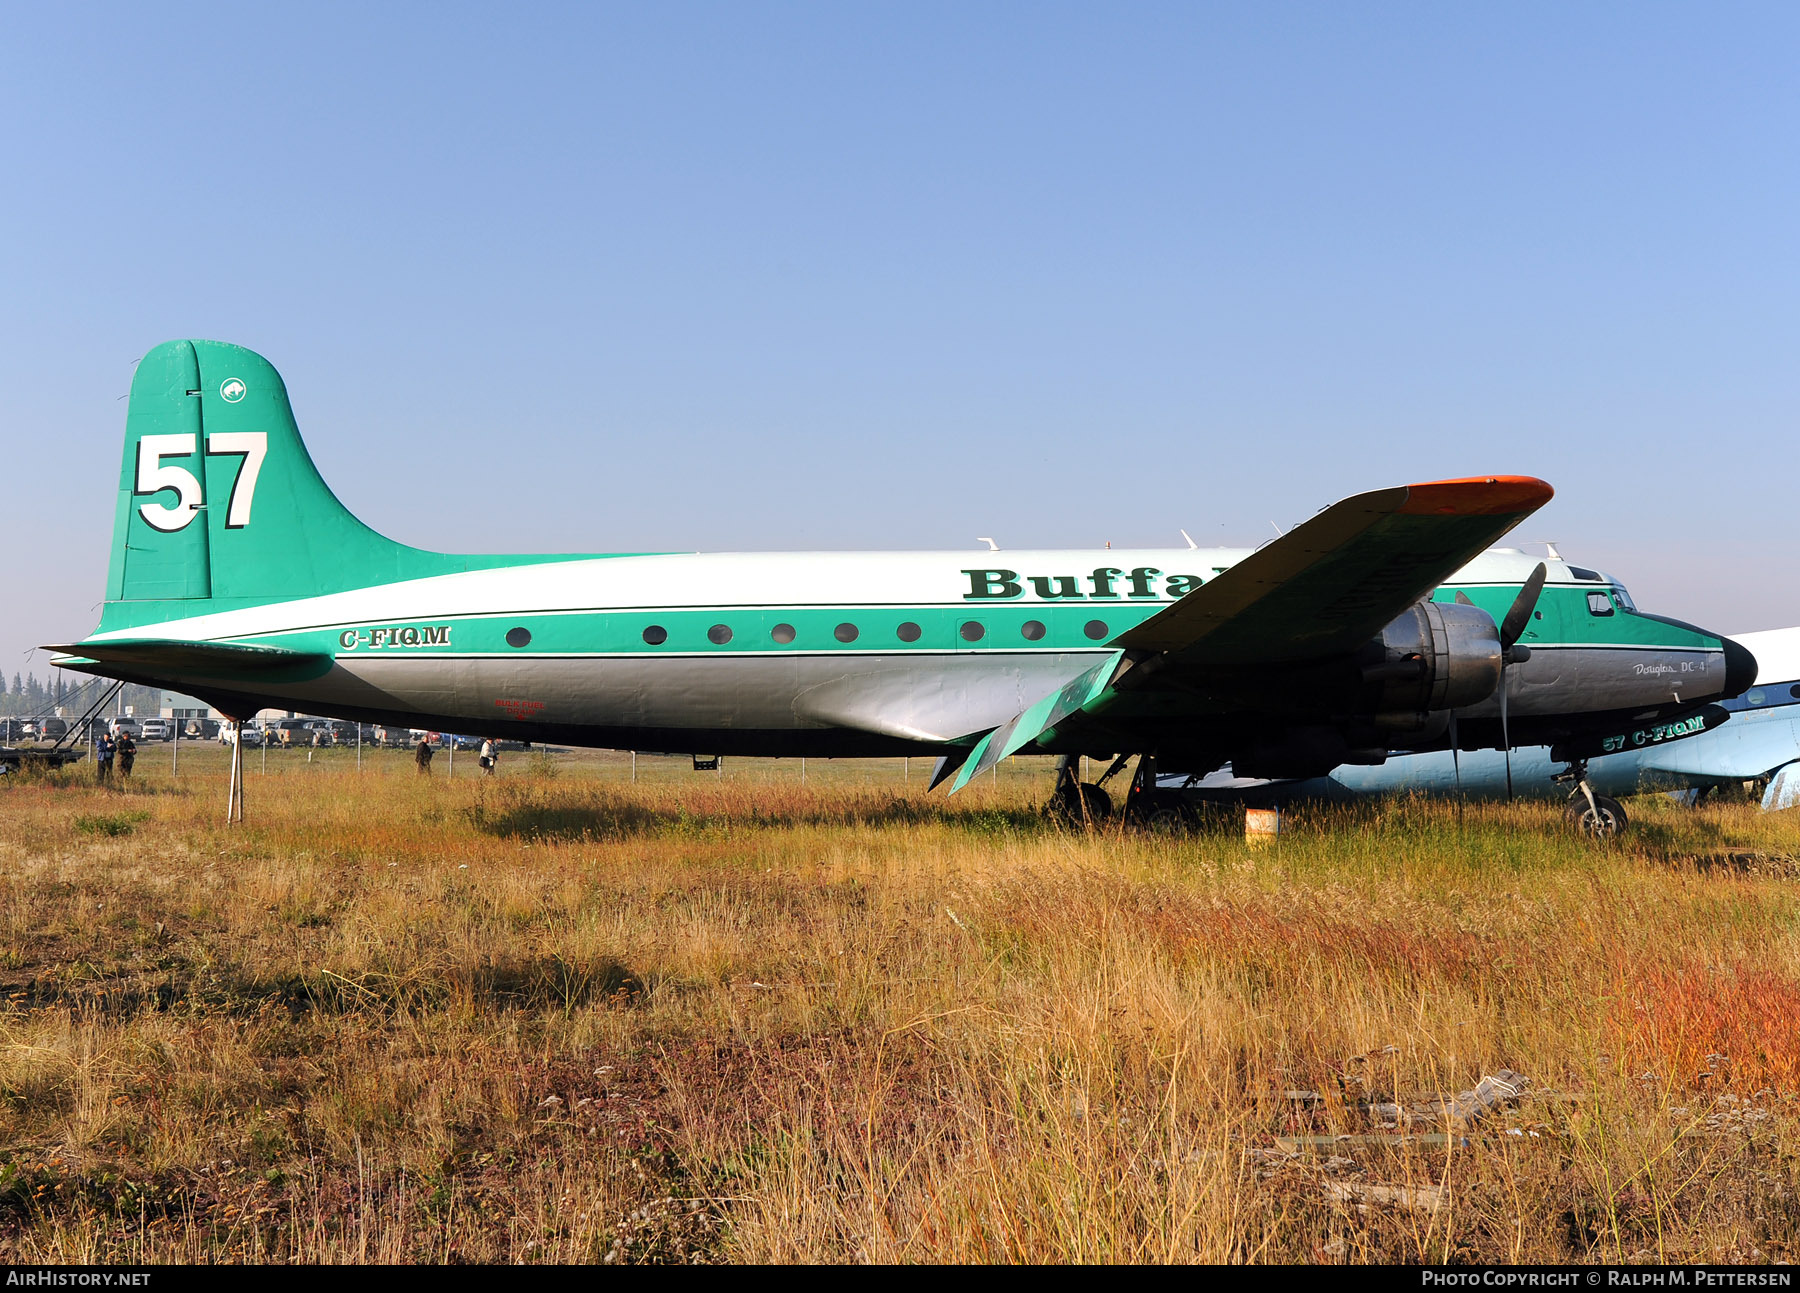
0 673 162 719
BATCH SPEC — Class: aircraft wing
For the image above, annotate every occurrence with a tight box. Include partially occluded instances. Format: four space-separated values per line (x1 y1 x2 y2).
950 475 1552 791
1114 476 1553 663
45 638 334 685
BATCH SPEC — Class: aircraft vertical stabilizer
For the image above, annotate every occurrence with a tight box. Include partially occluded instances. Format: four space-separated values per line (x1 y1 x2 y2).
99 339 592 637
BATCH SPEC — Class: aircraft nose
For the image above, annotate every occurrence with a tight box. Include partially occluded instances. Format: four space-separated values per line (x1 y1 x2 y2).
1721 637 1758 700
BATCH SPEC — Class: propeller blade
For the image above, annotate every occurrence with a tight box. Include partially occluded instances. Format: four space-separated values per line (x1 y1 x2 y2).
1449 712 1463 807
1500 671 1514 802
1499 562 1548 650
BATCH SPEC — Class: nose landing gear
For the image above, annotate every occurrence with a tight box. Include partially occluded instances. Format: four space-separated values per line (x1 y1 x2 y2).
1554 759 1629 838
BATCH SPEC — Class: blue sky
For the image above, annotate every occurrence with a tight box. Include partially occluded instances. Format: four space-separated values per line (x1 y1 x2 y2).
3 3 1796 673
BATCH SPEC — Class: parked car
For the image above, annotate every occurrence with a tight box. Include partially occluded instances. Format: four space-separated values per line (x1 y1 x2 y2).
108 718 141 739
139 719 172 741
37 718 68 743
182 718 220 741
263 718 313 747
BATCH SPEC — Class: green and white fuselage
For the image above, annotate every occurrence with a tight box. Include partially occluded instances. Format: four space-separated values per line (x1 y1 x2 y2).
69 546 1731 756
52 340 1753 777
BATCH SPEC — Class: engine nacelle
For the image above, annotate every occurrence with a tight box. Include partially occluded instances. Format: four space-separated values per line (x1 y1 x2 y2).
1364 601 1503 716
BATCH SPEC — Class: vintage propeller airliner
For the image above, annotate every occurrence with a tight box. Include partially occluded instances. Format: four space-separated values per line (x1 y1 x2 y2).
49 340 1755 817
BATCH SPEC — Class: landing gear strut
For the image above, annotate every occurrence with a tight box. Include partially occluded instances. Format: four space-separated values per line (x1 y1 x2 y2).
1048 753 1202 833
1123 753 1194 833
1554 759 1628 838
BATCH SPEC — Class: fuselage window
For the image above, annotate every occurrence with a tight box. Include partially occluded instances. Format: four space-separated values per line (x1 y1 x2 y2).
834 623 859 644
1748 689 1766 706
643 625 668 645
505 627 531 649
1021 620 1046 641
896 622 922 642
1084 619 1109 640
771 623 796 644
1612 587 1637 611
960 621 985 643
1586 593 1614 617
1791 684 1800 700
707 624 733 645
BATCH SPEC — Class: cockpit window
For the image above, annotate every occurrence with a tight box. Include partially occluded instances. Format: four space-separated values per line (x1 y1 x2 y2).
1586 592 1614 617
1612 587 1636 612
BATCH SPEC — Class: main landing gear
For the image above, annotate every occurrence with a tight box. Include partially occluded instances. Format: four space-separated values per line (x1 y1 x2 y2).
1048 753 1200 832
1554 758 1628 839
1047 754 1114 826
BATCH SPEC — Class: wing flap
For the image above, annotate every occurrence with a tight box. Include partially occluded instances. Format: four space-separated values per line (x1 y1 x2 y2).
950 652 1125 791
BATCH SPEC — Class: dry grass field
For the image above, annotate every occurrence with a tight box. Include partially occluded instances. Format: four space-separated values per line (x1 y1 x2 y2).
2 742 1799 1263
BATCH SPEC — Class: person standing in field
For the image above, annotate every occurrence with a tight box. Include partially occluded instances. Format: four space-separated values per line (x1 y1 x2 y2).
415 735 434 775
95 732 115 783
479 737 497 777
117 732 137 780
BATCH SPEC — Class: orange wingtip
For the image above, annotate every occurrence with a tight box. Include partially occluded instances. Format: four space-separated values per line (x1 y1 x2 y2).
1399 475 1554 516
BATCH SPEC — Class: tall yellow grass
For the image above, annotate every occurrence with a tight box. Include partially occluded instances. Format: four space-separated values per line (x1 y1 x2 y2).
1 745 1797 1262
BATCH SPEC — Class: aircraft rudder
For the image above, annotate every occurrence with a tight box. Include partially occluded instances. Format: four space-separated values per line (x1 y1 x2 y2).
108 341 211 604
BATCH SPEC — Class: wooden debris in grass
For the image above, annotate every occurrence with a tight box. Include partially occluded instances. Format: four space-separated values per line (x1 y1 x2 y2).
1324 1180 1448 1212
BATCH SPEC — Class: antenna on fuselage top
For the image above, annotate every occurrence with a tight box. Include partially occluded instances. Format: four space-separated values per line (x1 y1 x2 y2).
1179 529 1198 549
977 537 999 551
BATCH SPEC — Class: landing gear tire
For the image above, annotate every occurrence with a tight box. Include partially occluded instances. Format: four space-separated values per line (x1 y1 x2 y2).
1141 804 1192 836
1568 793 1629 839
1049 782 1113 827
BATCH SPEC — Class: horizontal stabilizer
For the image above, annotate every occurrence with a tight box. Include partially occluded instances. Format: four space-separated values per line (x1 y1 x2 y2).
1765 762 1800 812
46 638 333 685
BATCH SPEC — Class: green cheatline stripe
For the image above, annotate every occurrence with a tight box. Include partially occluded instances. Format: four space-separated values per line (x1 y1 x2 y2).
289 640 1718 662
181 599 1183 638
118 583 1719 658
228 603 1156 657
